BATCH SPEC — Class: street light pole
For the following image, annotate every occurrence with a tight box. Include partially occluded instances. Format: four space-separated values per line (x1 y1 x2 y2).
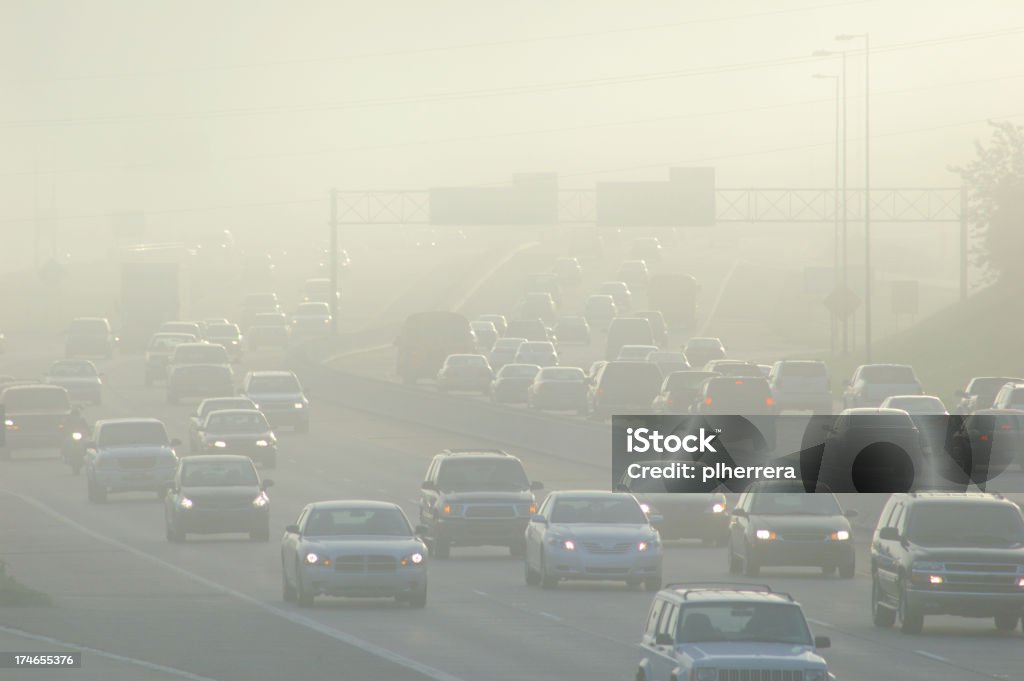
813 73 841 356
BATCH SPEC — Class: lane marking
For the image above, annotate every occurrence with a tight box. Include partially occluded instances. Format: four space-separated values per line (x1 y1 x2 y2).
4 490 466 681
0 624 224 681
915 650 950 664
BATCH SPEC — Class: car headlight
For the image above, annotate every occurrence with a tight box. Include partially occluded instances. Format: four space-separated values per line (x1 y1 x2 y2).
305 552 320 565
4 419 13 427
711 502 726 514
252 403 260 409
803 670 827 681
252 495 268 508
830 530 850 541
293 402 305 409
255 439 270 447
755 529 777 540
562 539 576 551
638 541 649 552
694 669 718 681
71 432 83 441
400 552 425 567
179 497 193 509
212 440 227 448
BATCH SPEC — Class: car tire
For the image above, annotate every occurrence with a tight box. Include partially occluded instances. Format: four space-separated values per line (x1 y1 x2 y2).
408 588 427 609
871 577 896 628
296 568 314 608
524 559 541 586
898 581 923 634
282 564 297 603
643 577 661 592
994 612 1019 631
540 552 558 590
728 545 741 575
432 538 451 560
839 559 856 579
87 479 106 504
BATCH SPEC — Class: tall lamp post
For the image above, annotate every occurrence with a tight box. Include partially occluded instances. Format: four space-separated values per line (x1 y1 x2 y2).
837 32 871 361
813 49 848 354
813 73 841 356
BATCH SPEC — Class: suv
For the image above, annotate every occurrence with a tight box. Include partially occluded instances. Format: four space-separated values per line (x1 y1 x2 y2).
843 364 922 408
1 384 72 457
870 492 1024 634
589 361 663 420
953 376 1024 414
991 382 1024 411
769 360 833 414
418 450 543 559
83 418 180 503
65 317 116 358
691 376 775 415
144 333 198 386
636 584 832 681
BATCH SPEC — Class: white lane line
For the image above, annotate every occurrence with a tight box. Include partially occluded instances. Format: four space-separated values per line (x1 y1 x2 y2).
0 624 223 681
4 490 466 681
539 612 563 623
914 650 950 664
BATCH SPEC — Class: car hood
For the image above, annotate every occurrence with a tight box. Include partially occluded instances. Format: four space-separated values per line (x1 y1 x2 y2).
682 642 824 666
748 515 851 532
301 536 425 554
180 485 261 500
548 523 655 540
442 491 533 502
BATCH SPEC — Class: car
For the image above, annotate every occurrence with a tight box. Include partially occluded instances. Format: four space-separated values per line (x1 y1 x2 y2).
44 359 102 405
188 397 258 451
815 408 926 493
631 236 663 262
204 323 243 361
728 482 857 578
589 361 664 420
247 312 289 349
633 310 668 346
991 382 1024 410
584 294 617 331
552 316 590 345
843 363 923 408
616 259 649 289
241 293 282 329
488 337 527 370
0 384 72 457
167 342 232 376
645 350 690 376
651 370 719 414
490 363 541 405
870 492 1024 634
636 584 833 681
703 359 763 377
953 376 1024 414
65 317 116 358
945 409 1024 483
282 500 428 608
144 333 198 386
419 449 542 558
240 370 310 432
527 367 588 413
166 364 235 404
616 344 660 362
302 278 340 305
503 319 551 343
615 466 729 543
289 302 332 340
524 490 662 590
552 256 583 284
768 360 833 414
193 409 277 468
606 317 656 360
691 376 776 415
436 354 493 394
165 455 273 543
683 336 726 368
599 281 632 310
513 341 558 368
83 418 180 503
158 321 204 340
476 313 508 336
470 320 499 352
880 394 948 414
317 247 351 278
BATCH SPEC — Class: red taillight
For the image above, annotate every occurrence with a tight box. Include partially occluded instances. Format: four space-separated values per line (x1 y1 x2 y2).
979 434 990 442
734 380 744 385
704 397 713 405
1000 423 1012 430
765 397 774 406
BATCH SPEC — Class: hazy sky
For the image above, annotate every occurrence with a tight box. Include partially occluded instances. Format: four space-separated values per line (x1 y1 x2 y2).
3 0 1023 247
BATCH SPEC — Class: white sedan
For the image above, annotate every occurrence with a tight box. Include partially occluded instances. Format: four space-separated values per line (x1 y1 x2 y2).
524 491 662 591
281 500 428 608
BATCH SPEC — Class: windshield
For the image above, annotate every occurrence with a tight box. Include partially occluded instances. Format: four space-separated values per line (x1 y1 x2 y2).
750 493 842 516
884 397 946 413
303 507 411 537
162 323 200 335
182 460 259 487
861 365 917 383
98 422 169 447
436 458 529 491
49 362 96 377
550 496 647 524
447 355 488 366
907 504 1024 547
205 411 269 433
665 372 717 391
687 338 722 350
677 603 811 645
3 387 70 410
780 362 827 377
248 376 300 393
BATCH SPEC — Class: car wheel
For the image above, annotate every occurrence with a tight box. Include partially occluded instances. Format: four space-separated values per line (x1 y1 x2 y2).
839 559 856 579
540 552 558 590
282 563 297 603
643 577 662 592
727 544 741 575
871 576 896 628
408 588 427 609
994 611 1019 631
87 479 106 504
432 538 451 560
524 558 541 586
295 568 314 607
898 581 923 634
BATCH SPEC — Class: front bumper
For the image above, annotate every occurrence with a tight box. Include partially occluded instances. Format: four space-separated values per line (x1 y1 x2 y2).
436 516 529 546
907 587 1024 616
546 549 662 581
302 566 427 598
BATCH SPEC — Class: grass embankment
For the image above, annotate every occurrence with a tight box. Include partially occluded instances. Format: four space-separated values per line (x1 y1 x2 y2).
0 560 51 607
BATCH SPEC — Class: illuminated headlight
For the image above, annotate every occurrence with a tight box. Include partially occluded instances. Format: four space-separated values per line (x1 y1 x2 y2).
562 539 576 551
830 530 850 541
638 541 649 552
252 403 260 409
293 402 305 409
252 495 268 508
711 503 726 514
694 669 718 681
4 419 13 427
803 671 827 681
755 529 777 540
212 441 227 448
639 503 651 514
928 575 944 585
400 552 425 567
304 552 320 565
255 439 270 447
71 432 84 441
179 497 193 509
1017 577 1024 588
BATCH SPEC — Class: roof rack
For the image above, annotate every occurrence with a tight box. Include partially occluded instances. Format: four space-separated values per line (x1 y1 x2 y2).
440 448 510 456
663 582 794 601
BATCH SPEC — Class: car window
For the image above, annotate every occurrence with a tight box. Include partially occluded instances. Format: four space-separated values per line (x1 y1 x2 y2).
436 459 529 492
204 411 269 432
303 508 411 537
906 503 1024 547
69 319 108 334
645 599 666 636
780 362 827 377
206 324 240 339
499 365 540 379
677 603 811 645
248 375 301 392
659 604 679 639
49 362 96 377
200 399 254 418
861 365 917 383
182 460 258 487
549 496 646 524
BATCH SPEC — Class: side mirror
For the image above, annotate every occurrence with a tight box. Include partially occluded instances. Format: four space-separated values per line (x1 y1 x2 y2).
731 508 747 518
170 438 182 446
654 633 674 646
531 514 548 525
530 481 544 491
262 479 274 489
814 635 831 649
421 480 437 491
843 509 858 519
414 524 429 537
284 524 300 535
878 527 901 541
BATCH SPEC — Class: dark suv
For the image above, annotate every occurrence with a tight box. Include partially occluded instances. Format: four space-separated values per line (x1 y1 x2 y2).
870 492 1024 634
418 450 543 559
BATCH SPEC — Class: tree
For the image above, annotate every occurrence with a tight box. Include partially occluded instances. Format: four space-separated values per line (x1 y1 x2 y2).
952 121 1024 287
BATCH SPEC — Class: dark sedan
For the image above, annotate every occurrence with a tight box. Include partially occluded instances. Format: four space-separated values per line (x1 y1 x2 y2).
165 455 272 543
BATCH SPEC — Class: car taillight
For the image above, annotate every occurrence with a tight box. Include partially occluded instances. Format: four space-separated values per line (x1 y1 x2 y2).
704 397 713 405
765 397 774 407
980 434 990 442
734 380 744 385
